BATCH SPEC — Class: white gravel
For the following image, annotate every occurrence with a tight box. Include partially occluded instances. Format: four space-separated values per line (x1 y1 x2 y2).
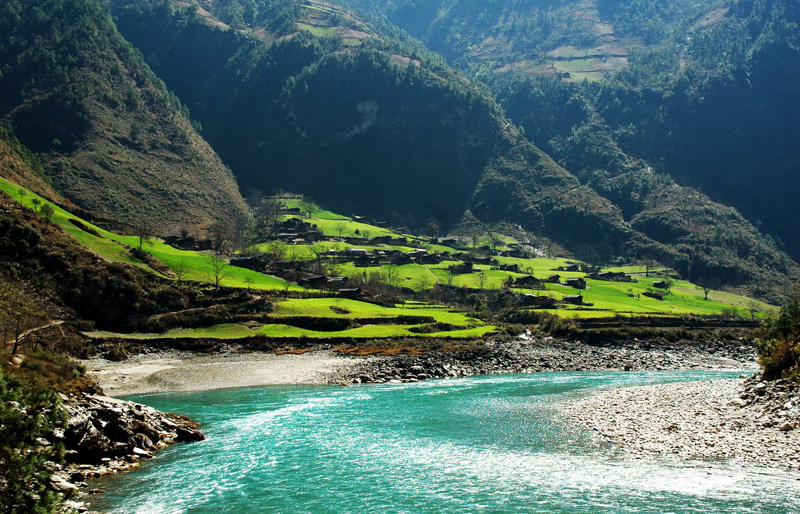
562 378 800 470
82 351 365 396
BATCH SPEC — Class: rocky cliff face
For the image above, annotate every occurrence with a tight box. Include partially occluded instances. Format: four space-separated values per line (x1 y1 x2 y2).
49 393 204 511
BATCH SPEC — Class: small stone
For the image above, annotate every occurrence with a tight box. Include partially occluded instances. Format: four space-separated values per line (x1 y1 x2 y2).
132 447 152 458
49 475 79 492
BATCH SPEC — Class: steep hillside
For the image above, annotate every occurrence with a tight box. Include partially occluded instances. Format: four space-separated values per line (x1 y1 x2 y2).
338 0 717 80
495 0 800 271
108 0 659 251
0 0 249 236
0 128 63 203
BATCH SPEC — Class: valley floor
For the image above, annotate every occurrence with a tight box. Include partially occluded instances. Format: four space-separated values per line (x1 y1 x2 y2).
83 336 755 396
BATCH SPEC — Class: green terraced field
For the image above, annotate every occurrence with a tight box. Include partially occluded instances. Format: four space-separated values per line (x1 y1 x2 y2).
87 298 495 340
1 176 297 291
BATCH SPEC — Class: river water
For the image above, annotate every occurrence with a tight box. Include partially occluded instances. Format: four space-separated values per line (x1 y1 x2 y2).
90 370 800 513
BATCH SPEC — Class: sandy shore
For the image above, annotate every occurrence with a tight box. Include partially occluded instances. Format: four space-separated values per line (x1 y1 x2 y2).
562 378 800 470
82 351 365 396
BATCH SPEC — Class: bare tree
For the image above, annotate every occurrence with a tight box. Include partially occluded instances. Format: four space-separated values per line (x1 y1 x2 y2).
474 272 487 290
207 254 230 288
471 234 480 250
696 277 719 301
443 271 454 287
0 281 48 354
415 273 432 291
299 199 316 218
335 221 348 238
133 218 154 251
174 260 188 284
263 240 287 265
383 265 401 288
254 198 282 239
208 221 235 254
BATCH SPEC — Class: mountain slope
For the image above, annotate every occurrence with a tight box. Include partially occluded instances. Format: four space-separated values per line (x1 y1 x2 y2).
494 0 800 275
108 0 642 238
0 0 249 236
103 0 796 295
338 0 717 80
105 0 798 299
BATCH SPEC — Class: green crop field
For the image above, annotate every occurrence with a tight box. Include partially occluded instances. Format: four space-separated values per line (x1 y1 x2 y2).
295 23 337 37
87 298 496 340
1 176 298 291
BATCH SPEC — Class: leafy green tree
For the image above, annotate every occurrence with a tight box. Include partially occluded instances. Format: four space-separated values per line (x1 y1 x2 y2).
38 204 54 228
0 371 67 514
758 284 800 380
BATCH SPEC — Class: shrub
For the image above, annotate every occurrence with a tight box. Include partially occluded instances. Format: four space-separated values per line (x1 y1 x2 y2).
757 284 800 380
0 370 68 513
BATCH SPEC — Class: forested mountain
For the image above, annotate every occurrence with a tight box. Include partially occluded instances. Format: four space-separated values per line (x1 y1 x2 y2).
108 0 649 246
0 0 249 236
0 0 795 299
102 0 796 299
493 0 800 261
337 0 717 80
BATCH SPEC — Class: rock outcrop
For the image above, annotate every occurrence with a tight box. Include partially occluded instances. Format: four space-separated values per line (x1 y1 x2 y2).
51 393 204 512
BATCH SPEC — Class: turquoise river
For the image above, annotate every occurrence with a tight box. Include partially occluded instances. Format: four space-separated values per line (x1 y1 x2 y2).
90 370 800 513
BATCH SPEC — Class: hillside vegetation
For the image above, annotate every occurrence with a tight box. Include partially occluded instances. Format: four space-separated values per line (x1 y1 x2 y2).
0 0 794 299
0 0 249 236
492 0 800 293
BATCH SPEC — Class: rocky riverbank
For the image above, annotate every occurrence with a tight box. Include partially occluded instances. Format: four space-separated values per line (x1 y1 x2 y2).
341 336 755 384
53 393 204 513
61 334 756 510
562 375 800 470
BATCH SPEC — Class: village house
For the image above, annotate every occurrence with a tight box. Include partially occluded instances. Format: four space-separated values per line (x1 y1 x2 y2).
590 271 634 282
513 275 544 288
520 294 557 308
562 294 584 305
565 277 587 289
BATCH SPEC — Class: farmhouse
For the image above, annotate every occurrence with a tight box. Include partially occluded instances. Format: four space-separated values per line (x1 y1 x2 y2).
565 277 587 289
513 275 543 288
520 294 557 308
590 271 633 282
449 262 474 274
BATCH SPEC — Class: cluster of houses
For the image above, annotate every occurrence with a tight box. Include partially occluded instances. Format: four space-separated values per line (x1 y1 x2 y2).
220 211 651 310
275 217 323 244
